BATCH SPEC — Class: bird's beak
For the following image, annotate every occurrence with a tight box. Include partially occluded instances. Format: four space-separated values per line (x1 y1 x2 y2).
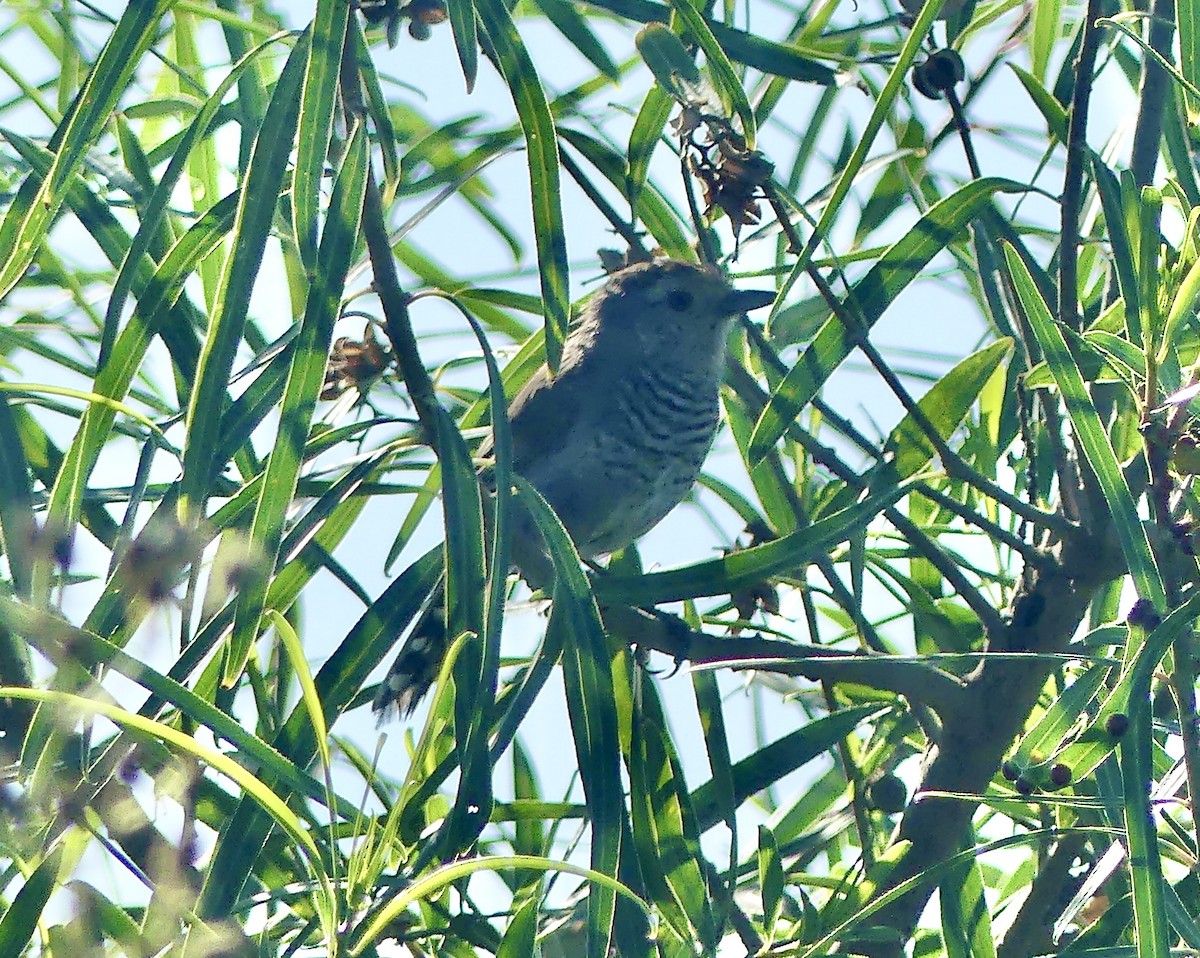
723 288 776 314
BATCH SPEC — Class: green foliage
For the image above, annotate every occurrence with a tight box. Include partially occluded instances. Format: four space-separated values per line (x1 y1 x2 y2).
0 0 1198 956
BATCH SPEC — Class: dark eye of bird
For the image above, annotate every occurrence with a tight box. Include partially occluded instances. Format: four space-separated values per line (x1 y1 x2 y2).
666 289 693 312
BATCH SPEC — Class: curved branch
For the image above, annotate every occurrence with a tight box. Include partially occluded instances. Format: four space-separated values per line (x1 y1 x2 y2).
598 603 969 717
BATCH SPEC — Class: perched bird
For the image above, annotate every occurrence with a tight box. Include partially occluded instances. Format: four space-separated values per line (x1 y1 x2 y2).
373 258 775 717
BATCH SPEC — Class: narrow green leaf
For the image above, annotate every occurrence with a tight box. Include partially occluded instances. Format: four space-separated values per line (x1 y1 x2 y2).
690 706 886 831
436 293 519 861
597 477 916 605
1119 653 1171 958
724 370 809 535
635 24 700 99
353 19 401 189
1181 0 1198 111
0 392 35 598
180 35 308 522
268 610 331 772
759 825 784 932
788 0 944 275
1082 328 1145 389
1010 661 1111 772
1009 64 1069 143
628 675 713 946
0 597 353 819
350 855 646 955
99 32 288 369
463 299 517 663
1165 881 1200 948
198 547 443 918
474 0 570 371
748 178 1028 464
148 451 380 703
1137 187 1163 355
1030 0 1061 82
226 122 367 683
625 79 675 205
511 742 546 862
1164 86 1200 205
588 0 837 84
537 0 620 81
0 845 63 955
558 126 691 257
1097 16 1200 102
66 883 147 956
1038 595 1200 786
940 830 996 958
7 689 329 879
515 477 621 958
1160 236 1200 360
0 2 174 301
690 670 736 869
435 403 492 855
1091 159 1140 324
445 0 479 90
294 0 351 270
1003 243 1163 607
497 896 540 958
868 339 1013 492
6 131 221 602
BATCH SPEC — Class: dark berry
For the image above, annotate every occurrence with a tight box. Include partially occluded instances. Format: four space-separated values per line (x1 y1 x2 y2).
869 774 908 814
1127 599 1162 630
913 49 966 100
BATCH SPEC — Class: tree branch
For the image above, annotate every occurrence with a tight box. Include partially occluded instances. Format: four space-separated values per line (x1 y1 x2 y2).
855 525 1126 951
598 603 969 717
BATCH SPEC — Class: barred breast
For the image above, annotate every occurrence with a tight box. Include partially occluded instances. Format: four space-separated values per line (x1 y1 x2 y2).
575 363 722 556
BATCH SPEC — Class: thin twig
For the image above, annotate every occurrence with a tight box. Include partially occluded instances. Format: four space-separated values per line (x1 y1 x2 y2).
805 266 1077 536
343 39 444 456
886 508 1008 636
682 151 719 265
810 390 1059 556
914 481 1046 564
762 179 805 254
1059 0 1105 330
1128 0 1177 186
724 359 1009 638
559 147 651 259
363 167 444 453
946 89 983 180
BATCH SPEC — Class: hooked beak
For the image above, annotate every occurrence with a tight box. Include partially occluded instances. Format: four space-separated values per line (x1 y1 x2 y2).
723 287 776 315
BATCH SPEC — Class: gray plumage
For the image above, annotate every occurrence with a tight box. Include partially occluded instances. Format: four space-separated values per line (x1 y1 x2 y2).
374 259 775 717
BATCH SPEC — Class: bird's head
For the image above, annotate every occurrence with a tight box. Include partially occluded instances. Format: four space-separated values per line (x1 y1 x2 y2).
594 259 775 361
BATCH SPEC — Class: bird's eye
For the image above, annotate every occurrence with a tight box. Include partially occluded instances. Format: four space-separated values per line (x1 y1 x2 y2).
666 289 693 312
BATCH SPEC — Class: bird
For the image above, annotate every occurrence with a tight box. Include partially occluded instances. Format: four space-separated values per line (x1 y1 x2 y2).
373 258 776 718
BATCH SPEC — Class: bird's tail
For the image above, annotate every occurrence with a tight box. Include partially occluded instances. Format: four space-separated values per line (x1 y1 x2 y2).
372 575 448 719
371 499 557 720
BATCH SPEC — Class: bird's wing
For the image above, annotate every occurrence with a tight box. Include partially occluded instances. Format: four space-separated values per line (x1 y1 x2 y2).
503 358 595 474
